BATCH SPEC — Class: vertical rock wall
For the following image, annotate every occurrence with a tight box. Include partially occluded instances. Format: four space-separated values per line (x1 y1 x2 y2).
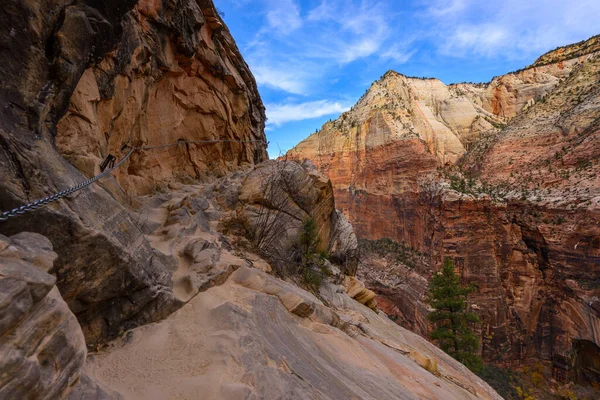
56 0 267 195
0 0 266 344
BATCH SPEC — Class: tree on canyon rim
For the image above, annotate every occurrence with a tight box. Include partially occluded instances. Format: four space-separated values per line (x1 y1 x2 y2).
427 257 482 372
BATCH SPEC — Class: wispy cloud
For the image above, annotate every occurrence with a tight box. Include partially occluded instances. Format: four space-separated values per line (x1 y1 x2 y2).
266 100 351 126
381 43 417 64
304 0 398 64
242 0 411 99
265 0 302 35
428 0 600 58
251 63 312 95
440 24 509 57
427 0 467 17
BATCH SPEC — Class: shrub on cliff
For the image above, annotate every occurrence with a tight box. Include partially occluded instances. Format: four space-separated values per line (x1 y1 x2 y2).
427 257 482 372
358 238 420 269
298 217 331 290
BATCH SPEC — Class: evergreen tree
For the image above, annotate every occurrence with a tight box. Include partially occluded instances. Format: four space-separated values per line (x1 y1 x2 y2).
427 257 482 372
300 217 318 255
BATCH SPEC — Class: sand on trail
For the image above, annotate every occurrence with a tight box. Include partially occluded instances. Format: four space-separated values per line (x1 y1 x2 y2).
85 271 499 400
83 181 501 400
87 284 238 400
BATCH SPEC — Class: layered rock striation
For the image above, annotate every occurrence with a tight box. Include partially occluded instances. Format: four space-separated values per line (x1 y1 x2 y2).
0 232 119 399
287 35 600 381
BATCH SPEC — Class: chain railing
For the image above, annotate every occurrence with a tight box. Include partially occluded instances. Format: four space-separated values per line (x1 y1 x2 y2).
0 139 266 221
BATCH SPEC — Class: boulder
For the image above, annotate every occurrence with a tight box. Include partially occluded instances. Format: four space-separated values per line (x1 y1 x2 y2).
237 160 340 261
0 233 87 399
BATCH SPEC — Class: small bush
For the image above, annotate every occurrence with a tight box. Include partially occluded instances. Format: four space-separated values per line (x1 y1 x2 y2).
359 238 420 269
301 267 324 288
531 371 544 387
219 213 253 240
300 217 319 255
297 217 331 291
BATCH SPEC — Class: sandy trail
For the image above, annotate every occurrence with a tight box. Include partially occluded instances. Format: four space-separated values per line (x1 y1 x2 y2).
86 270 499 400
84 182 500 400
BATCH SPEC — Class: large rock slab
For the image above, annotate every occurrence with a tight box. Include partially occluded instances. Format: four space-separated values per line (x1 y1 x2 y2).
85 266 502 399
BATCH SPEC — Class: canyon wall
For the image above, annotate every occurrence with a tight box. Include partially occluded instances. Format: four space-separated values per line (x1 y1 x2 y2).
0 2 504 398
287 36 600 381
55 0 267 196
0 0 266 345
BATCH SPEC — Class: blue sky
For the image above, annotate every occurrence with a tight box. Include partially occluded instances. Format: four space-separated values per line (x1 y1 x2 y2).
217 0 600 158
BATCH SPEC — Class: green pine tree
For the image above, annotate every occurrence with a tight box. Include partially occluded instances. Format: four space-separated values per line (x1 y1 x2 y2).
427 257 482 372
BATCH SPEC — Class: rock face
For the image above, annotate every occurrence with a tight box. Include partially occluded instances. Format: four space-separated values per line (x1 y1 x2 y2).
287 35 600 382
84 265 502 400
0 0 266 346
235 160 355 263
55 0 267 196
0 232 86 399
458 51 600 375
290 71 498 167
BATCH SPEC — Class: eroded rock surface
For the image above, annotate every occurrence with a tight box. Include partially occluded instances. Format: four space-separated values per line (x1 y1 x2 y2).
55 0 267 196
0 233 86 399
85 266 502 400
0 0 266 346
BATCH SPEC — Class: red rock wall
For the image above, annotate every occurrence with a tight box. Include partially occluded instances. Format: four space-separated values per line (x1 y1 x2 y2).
55 0 267 196
288 45 600 379
0 0 266 345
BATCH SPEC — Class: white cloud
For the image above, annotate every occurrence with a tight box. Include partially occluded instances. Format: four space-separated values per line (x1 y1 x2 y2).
265 0 302 35
381 45 416 64
338 39 381 63
428 0 600 58
441 24 509 57
307 0 335 21
266 100 350 126
251 63 310 95
427 0 467 17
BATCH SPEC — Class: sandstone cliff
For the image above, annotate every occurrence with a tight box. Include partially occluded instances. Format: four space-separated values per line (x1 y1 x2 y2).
0 0 266 346
0 1 502 399
55 0 267 196
287 35 600 386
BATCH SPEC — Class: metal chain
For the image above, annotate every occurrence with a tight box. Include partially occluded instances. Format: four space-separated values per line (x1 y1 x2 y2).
0 138 267 221
134 139 266 151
